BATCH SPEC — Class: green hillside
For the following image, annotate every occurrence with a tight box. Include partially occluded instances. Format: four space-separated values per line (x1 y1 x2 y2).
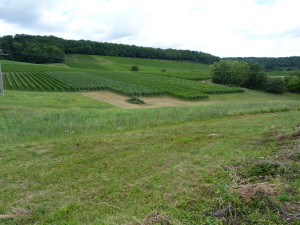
0 55 300 224
1 56 243 100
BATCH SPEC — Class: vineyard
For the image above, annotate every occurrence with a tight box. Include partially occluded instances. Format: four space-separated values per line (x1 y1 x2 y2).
48 71 162 96
139 70 211 80
90 71 243 100
0 57 244 100
3 72 73 91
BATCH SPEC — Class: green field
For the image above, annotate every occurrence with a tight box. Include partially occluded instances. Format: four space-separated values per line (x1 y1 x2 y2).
1 57 243 100
266 70 300 77
0 57 300 224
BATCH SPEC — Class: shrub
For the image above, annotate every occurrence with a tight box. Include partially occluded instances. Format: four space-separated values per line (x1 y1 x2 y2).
131 65 139 71
160 68 166 72
241 161 286 178
210 60 266 89
286 76 300 93
265 78 285 94
126 97 145 104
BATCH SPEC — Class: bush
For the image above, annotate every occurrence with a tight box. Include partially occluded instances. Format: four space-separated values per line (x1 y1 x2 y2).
131 65 139 71
286 76 300 93
160 68 166 72
265 78 285 94
210 60 266 89
126 97 145 104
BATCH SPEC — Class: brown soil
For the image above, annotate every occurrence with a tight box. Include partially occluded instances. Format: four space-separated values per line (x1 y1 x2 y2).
0 208 30 219
81 91 210 109
234 182 282 201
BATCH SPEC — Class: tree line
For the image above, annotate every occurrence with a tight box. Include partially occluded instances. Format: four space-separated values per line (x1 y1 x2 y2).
210 60 300 94
224 56 300 70
0 34 219 64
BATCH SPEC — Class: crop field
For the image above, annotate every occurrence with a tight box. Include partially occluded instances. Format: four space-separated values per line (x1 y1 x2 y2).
0 57 244 100
48 71 161 96
89 71 243 100
139 70 211 80
3 72 73 91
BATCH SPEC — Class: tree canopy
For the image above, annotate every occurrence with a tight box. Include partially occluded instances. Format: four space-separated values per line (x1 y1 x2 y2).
224 56 300 70
210 60 267 90
0 34 220 64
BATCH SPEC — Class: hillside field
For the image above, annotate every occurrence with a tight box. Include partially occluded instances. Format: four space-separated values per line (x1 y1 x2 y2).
0 56 300 224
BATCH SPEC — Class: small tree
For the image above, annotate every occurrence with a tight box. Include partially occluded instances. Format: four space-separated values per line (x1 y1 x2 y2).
265 78 285 94
131 65 139 71
286 76 300 93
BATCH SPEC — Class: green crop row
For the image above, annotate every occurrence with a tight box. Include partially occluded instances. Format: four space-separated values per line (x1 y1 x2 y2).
90 71 243 100
47 71 162 96
140 71 211 80
3 72 73 91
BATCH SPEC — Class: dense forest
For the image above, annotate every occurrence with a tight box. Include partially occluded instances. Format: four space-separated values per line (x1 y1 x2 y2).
0 34 219 64
224 57 300 70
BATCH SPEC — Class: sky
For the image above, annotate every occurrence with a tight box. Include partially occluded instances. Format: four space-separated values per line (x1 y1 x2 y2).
0 0 299 57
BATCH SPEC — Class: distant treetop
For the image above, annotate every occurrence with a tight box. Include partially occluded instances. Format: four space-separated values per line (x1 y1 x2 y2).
0 34 220 64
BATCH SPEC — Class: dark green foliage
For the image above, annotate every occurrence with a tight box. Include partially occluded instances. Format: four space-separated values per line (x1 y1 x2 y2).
0 34 220 64
265 78 285 94
0 35 65 63
225 56 300 70
245 63 267 89
286 76 300 93
131 65 139 71
242 161 286 177
160 68 166 72
210 60 267 90
126 97 145 104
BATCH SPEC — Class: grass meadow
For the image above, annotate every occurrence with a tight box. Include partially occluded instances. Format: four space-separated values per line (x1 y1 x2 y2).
1 56 300 224
1 88 300 224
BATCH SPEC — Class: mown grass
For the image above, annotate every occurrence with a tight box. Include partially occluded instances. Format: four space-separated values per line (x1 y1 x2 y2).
1 90 300 147
0 85 300 224
64 54 211 80
0 102 299 224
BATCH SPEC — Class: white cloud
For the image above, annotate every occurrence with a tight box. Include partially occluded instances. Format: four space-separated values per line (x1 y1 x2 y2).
0 0 300 57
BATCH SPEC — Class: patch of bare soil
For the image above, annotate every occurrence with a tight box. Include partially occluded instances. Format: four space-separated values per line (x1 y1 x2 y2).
280 201 300 222
234 182 282 201
81 91 211 109
0 208 30 219
131 212 174 225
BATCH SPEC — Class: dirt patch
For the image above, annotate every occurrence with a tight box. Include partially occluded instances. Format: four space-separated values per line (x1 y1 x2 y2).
133 212 174 225
0 208 31 219
234 182 282 201
81 91 212 109
279 130 300 141
280 201 300 222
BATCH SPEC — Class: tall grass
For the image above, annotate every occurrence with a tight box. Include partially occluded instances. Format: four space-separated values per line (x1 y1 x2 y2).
1 101 300 146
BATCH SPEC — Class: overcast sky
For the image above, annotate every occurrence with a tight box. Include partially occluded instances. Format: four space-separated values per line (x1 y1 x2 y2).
0 0 299 57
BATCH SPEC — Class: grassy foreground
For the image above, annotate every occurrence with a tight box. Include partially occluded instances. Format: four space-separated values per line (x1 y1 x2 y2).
0 90 300 224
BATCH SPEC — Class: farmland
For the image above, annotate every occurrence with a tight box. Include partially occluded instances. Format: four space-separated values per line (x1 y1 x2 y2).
0 56 300 224
1 57 243 100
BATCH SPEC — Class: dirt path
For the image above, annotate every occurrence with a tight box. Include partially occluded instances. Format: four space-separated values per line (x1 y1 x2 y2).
81 91 206 108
